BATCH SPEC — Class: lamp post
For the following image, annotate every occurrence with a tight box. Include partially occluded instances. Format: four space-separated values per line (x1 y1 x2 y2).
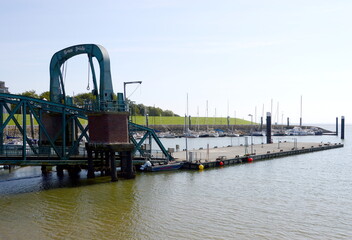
123 81 142 101
123 81 142 120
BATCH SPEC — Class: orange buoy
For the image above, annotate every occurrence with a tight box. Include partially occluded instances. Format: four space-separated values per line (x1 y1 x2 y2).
248 158 253 162
219 161 224 166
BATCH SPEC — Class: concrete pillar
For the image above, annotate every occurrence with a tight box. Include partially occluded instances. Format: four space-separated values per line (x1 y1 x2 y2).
266 112 272 144
341 116 345 140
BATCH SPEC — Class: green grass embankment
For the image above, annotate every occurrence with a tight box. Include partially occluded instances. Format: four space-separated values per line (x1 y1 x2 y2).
3 114 251 126
129 116 251 126
2 114 88 126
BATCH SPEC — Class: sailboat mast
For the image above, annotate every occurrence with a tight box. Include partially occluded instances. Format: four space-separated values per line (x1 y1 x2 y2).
206 100 209 131
300 95 303 126
277 102 279 125
197 106 199 131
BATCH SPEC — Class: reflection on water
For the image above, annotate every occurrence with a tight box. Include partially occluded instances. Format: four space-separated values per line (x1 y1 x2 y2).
0 125 351 240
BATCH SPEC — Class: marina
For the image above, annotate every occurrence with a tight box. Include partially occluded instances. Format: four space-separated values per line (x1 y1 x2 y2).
3 1 352 239
0 44 349 240
0 131 351 240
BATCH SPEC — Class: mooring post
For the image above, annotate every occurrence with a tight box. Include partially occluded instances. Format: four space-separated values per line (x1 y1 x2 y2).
336 117 338 135
341 116 345 140
266 112 272 144
287 117 290 127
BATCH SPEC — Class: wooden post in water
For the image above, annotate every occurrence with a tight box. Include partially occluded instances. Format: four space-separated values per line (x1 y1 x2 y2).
87 145 95 178
336 117 338 135
266 112 272 144
56 165 64 177
110 151 117 182
341 116 345 140
41 166 47 175
119 149 135 179
287 117 290 127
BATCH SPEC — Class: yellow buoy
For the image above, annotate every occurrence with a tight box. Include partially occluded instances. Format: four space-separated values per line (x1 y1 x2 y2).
199 164 204 170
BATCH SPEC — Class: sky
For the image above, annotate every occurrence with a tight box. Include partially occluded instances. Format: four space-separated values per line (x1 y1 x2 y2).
1 0 352 124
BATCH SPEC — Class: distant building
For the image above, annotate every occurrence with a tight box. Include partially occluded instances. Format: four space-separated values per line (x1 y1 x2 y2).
0 81 9 93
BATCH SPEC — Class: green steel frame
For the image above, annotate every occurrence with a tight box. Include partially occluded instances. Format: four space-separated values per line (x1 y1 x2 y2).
0 93 90 160
50 44 114 110
0 44 172 164
0 93 173 162
129 122 173 161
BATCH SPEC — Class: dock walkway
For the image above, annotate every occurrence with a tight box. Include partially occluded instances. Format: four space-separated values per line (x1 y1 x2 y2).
172 141 343 169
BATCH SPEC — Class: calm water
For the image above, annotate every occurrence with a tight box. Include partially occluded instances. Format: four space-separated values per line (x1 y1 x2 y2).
0 125 351 240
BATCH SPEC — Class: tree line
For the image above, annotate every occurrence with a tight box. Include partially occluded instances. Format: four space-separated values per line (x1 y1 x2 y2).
17 90 179 117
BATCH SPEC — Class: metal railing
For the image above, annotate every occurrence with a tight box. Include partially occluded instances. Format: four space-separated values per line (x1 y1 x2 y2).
0 145 87 158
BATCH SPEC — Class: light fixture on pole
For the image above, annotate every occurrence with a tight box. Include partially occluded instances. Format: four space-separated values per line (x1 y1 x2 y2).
123 81 142 120
123 81 142 102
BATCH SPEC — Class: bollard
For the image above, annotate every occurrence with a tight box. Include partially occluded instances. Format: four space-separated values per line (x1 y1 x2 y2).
341 116 345 140
266 112 272 144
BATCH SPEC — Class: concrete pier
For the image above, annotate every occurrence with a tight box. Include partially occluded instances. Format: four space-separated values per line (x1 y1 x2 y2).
173 141 343 169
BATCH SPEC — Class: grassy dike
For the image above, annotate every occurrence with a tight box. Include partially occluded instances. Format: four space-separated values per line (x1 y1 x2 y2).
4 114 251 126
129 115 251 126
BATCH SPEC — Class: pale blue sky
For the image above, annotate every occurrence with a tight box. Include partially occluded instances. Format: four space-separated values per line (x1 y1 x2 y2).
1 0 352 124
